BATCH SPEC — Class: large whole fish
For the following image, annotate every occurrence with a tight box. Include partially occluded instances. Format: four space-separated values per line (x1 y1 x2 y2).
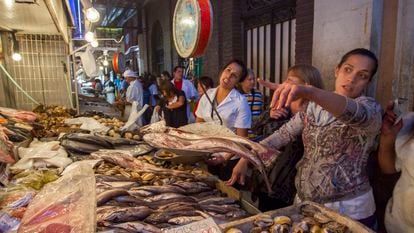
143 133 272 192
142 124 278 165
97 206 152 224
101 221 161 233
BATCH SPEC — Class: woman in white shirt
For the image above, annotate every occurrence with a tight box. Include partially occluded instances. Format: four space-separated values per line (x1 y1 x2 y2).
195 59 252 168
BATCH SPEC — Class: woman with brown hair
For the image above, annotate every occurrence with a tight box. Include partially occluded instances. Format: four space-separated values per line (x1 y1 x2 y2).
154 81 188 128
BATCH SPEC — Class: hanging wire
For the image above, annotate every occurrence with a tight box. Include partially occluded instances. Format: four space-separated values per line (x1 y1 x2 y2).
0 63 40 105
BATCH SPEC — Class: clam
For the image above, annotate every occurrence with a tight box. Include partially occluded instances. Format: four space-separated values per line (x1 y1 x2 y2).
273 216 292 226
310 225 321 233
226 228 243 233
292 221 310 233
269 224 290 233
254 214 274 228
142 173 155 181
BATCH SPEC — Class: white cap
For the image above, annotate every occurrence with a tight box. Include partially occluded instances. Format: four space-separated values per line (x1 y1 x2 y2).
123 70 138 78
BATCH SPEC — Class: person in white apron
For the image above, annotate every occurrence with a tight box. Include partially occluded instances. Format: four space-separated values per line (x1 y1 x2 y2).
103 75 116 104
123 70 144 126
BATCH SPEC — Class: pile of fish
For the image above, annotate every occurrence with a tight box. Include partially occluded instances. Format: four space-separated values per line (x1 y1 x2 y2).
60 133 152 157
225 204 351 233
90 150 248 231
141 123 279 193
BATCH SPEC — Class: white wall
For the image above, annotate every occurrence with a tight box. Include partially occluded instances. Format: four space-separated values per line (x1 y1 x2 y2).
312 0 383 93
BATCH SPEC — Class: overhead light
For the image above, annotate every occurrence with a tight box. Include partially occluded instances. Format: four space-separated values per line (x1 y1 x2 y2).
12 53 22 61
86 7 100 23
11 32 22 62
85 31 95 42
103 59 109 66
99 66 104 70
90 40 99 47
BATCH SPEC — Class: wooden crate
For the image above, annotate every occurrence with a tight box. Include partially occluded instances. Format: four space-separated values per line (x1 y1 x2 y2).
219 201 375 233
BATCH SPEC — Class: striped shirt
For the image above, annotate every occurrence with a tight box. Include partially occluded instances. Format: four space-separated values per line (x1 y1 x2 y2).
244 89 263 140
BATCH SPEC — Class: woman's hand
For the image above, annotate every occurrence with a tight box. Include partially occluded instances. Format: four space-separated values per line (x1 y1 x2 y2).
154 105 161 113
270 83 311 110
381 101 403 144
270 108 289 120
226 158 249 186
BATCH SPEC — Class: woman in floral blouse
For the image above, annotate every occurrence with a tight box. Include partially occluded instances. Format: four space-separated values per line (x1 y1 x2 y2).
229 48 382 229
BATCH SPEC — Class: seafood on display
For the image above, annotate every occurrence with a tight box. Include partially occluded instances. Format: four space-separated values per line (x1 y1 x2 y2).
143 133 272 193
224 204 352 233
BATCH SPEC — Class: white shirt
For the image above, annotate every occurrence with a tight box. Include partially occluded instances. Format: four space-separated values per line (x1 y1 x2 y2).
171 79 198 101
126 80 143 107
385 112 414 233
195 87 252 131
148 84 158 106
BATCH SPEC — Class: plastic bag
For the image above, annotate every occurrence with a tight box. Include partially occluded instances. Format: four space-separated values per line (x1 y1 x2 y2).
65 117 109 134
150 110 161 124
122 103 149 131
18 162 96 233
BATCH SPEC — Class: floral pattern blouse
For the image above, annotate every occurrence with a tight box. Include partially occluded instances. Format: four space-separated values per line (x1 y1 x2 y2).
261 96 382 203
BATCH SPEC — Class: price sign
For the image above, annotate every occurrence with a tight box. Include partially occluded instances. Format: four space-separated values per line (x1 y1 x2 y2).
163 217 222 233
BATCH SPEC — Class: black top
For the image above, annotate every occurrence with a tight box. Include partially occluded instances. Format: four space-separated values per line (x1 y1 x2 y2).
161 90 188 128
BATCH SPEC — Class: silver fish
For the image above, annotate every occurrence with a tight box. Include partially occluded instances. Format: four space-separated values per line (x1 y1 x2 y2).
97 189 129 206
143 193 191 202
133 185 186 194
97 206 153 224
168 216 205 225
102 221 161 233
198 197 236 205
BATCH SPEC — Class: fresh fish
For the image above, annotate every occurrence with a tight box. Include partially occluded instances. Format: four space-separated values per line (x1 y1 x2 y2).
131 185 186 195
97 206 153 224
139 121 166 135
182 138 272 193
172 181 212 194
60 140 105 154
115 143 153 157
191 190 220 200
97 189 129 206
147 197 197 208
198 197 236 205
100 181 139 189
91 150 196 178
113 196 147 206
61 133 114 148
95 175 136 182
142 133 191 148
200 204 241 214
145 210 201 224
168 216 205 225
128 189 154 198
143 193 191 202
156 202 199 212
102 221 161 233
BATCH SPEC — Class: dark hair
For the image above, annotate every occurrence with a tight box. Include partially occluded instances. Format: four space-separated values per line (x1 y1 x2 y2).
221 59 248 83
198 76 214 89
161 71 172 80
159 80 180 99
173 66 184 73
337 48 378 79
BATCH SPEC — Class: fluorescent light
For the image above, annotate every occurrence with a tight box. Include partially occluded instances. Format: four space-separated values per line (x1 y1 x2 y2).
99 66 104 70
86 7 100 23
12 53 22 61
103 60 109 66
90 40 99 47
85 31 95 42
